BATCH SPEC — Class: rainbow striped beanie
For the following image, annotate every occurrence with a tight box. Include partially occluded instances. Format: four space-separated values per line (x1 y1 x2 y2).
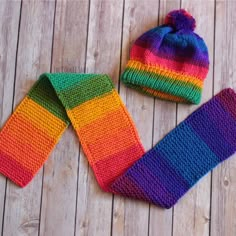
121 9 209 104
1 73 236 208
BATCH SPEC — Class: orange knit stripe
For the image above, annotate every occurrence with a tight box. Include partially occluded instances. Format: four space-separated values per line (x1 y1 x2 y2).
73 90 145 167
127 60 204 88
83 127 140 164
93 144 145 186
0 115 57 172
67 90 121 129
15 97 67 139
78 107 134 143
142 87 187 103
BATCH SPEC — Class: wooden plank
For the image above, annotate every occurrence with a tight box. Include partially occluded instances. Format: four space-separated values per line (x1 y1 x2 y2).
172 1 215 236
0 0 21 233
112 1 159 236
74 1 123 235
211 1 236 235
149 1 180 236
2 1 55 236
39 1 89 236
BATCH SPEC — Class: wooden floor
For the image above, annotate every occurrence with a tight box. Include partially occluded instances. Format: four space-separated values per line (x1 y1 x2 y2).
0 0 236 236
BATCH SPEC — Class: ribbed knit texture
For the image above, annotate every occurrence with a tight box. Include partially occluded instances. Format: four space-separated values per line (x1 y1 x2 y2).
0 73 145 189
111 88 236 207
0 73 236 208
121 9 209 104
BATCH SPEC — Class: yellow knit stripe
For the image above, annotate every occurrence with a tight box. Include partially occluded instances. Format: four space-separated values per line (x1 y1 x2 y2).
15 97 67 140
127 60 204 88
67 90 122 129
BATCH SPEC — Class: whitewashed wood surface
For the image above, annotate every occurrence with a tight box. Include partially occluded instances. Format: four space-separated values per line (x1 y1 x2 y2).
0 0 235 236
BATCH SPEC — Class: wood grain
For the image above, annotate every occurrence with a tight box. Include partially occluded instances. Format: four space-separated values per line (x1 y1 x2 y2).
148 1 180 236
2 1 55 236
173 1 215 236
112 1 158 235
75 1 123 236
0 0 21 234
39 1 89 236
0 1 236 236
211 1 236 236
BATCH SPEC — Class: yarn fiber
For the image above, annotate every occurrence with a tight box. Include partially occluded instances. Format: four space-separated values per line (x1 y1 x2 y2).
121 9 209 104
0 73 235 208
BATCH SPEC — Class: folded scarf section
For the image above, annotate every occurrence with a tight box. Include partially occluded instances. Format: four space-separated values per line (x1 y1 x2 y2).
0 73 236 208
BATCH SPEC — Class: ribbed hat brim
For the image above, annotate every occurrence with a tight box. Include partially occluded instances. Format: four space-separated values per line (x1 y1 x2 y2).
121 60 203 104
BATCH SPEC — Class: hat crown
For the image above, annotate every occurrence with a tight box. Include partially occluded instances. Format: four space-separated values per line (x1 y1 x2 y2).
130 23 209 70
121 9 209 104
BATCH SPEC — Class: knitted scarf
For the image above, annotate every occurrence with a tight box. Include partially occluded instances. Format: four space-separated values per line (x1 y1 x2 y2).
0 73 236 208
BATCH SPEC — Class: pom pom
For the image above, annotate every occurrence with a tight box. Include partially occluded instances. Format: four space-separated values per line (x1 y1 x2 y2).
165 9 196 31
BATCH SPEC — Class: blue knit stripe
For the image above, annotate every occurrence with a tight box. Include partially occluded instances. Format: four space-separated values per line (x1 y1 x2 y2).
154 123 220 186
187 100 236 161
124 161 174 207
137 148 190 199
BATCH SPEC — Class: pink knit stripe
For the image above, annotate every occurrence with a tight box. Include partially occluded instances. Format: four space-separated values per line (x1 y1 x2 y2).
130 45 208 80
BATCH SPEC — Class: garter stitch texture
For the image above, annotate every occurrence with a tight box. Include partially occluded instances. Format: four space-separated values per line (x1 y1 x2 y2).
0 73 236 208
121 9 209 104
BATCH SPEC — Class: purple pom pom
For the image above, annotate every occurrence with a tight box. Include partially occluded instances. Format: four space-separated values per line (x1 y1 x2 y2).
165 9 196 31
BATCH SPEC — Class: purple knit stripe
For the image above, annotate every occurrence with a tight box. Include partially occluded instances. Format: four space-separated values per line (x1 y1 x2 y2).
112 147 191 208
139 148 190 199
187 99 236 160
112 161 176 208
112 89 236 209
125 162 176 208
156 45 208 64
216 88 236 121
205 99 236 147
112 174 151 202
135 31 163 49
135 36 209 68
136 41 209 68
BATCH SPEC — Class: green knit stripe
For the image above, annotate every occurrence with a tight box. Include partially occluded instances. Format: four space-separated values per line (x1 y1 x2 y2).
28 76 70 124
122 67 202 104
58 76 114 109
46 73 113 91
46 73 114 110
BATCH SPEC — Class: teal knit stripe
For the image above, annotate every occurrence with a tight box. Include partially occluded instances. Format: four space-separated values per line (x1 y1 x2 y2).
46 73 114 109
46 73 102 92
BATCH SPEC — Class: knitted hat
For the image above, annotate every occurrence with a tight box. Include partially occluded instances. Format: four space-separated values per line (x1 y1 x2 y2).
121 9 209 104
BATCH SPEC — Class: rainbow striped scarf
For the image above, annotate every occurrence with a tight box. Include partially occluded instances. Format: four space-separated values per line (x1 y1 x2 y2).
0 73 236 208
